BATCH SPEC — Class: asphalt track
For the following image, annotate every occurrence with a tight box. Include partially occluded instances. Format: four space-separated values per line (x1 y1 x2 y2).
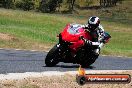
0 49 132 74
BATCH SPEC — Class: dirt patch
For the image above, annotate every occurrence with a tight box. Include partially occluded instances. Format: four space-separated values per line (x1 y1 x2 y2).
31 43 54 52
0 33 18 41
0 71 132 88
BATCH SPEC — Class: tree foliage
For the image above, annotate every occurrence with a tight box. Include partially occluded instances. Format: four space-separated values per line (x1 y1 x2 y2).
100 0 119 7
34 0 40 10
0 0 15 9
67 0 76 11
21 0 34 11
0 0 122 12
40 0 62 12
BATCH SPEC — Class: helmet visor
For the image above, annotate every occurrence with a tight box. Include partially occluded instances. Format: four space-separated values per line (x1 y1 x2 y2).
89 24 98 31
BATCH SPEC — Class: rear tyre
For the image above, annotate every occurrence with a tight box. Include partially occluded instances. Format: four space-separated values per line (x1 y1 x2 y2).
81 55 98 68
45 45 60 67
81 59 96 68
76 48 98 67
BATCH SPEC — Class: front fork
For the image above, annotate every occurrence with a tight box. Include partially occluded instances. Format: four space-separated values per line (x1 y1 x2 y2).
57 43 74 62
56 43 61 55
56 43 67 59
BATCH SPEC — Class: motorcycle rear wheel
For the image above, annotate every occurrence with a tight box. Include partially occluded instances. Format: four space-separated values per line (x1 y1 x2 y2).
45 45 60 67
80 55 98 67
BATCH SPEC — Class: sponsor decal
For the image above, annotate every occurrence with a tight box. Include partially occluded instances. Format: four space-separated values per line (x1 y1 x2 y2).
76 65 131 85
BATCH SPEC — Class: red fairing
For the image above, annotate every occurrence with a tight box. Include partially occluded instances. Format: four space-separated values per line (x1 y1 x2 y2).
60 24 92 52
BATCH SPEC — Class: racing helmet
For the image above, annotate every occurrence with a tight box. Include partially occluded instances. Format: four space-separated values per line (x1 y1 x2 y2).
88 16 100 31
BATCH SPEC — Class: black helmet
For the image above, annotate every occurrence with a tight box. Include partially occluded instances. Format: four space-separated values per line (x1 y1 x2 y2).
88 16 100 31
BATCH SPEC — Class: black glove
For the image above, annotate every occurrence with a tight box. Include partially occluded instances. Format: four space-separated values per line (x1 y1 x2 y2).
79 36 92 46
84 39 92 46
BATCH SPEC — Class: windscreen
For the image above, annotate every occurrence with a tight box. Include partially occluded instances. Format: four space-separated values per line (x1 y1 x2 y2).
67 24 82 34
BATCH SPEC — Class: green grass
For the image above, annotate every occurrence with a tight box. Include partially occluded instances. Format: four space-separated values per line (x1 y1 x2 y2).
0 10 64 43
0 8 83 50
0 1 132 57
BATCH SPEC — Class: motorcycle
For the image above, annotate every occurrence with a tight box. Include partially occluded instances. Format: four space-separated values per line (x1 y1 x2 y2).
45 24 111 67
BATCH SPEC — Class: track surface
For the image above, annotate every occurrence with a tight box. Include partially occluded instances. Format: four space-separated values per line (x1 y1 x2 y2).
0 49 132 74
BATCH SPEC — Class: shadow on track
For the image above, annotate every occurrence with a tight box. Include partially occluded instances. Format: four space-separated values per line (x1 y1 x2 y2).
43 64 95 69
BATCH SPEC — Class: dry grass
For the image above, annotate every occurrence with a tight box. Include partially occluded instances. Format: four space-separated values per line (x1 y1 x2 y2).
0 33 18 41
0 71 132 88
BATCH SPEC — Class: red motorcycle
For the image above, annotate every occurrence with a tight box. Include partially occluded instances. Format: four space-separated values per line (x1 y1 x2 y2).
45 24 111 67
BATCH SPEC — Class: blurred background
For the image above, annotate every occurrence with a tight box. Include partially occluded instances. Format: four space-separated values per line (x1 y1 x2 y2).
0 0 131 57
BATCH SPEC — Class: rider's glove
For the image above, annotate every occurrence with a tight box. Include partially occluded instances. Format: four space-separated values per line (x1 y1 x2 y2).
84 39 92 46
82 24 88 29
79 36 92 46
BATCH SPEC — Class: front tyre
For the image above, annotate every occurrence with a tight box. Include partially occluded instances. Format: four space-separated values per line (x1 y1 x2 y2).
45 45 60 67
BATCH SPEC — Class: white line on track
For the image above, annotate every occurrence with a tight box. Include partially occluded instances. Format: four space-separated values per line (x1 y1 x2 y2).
0 70 131 80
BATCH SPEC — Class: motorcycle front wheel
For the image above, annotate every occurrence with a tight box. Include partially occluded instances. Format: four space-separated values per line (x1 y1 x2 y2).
45 45 60 67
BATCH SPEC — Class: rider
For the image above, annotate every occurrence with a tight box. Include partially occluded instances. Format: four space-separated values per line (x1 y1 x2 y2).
82 16 105 55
